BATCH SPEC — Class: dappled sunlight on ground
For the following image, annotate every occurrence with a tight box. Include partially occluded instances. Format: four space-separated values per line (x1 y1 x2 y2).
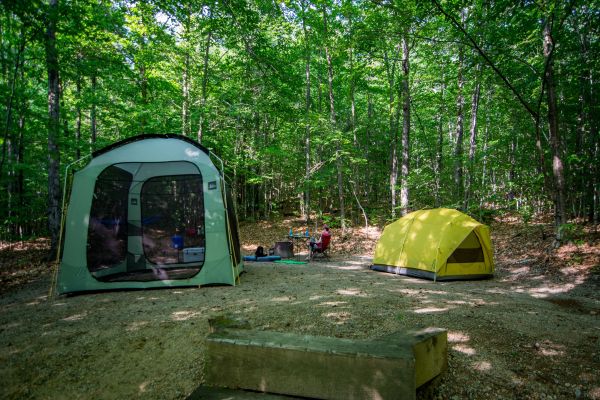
0 218 598 399
413 306 450 314
472 360 492 371
171 310 200 321
323 311 353 325
336 288 368 297
61 312 87 322
453 344 477 356
448 331 471 343
127 321 149 332
270 296 295 302
535 340 566 357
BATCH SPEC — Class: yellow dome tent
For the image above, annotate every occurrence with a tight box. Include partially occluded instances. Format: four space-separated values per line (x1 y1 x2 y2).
371 208 494 281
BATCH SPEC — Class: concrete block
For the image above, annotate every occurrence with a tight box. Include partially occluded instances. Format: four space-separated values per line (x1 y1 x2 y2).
205 327 447 400
393 328 448 388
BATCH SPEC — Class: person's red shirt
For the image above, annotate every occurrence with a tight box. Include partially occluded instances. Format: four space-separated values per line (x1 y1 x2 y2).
319 230 331 250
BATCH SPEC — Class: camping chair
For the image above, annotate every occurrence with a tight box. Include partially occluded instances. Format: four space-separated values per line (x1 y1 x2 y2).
309 235 331 261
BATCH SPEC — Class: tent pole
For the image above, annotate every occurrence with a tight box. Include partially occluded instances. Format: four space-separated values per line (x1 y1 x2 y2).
210 151 240 285
49 154 91 299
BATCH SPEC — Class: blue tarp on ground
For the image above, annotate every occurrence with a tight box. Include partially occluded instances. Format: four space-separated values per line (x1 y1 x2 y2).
243 255 282 262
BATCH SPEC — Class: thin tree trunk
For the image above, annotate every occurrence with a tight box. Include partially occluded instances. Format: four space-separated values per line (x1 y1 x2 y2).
434 66 445 208
508 136 516 202
577 22 595 222
453 9 466 206
139 63 147 132
17 99 25 237
365 90 373 200
480 98 490 207
400 34 410 216
543 18 566 244
464 63 481 210
383 49 398 218
182 9 191 137
0 27 24 177
322 5 345 232
75 61 82 159
90 74 97 151
45 0 61 257
182 52 190 136
302 2 311 223
197 9 213 144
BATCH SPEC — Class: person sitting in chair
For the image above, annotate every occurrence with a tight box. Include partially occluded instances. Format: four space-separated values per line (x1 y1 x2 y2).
308 225 331 260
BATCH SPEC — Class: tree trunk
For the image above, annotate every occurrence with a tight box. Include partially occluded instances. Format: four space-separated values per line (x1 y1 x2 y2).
400 34 410 216
139 62 148 132
197 9 213 144
365 90 373 200
453 11 466 206
383 49 398 218
543 18 566 243
480 102 490 207
17 99 25 237
181 9 191 138
322 5 345 232
0 27 24 177
434 66 445 208
75 62 82 159
464 63 481 210
577 21 596 222
45 0 61 258
90 74 97 151
182 52 190 137
508 136 516 203
302 2 311 223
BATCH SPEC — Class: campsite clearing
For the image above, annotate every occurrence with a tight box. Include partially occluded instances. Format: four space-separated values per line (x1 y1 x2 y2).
0 218 599 399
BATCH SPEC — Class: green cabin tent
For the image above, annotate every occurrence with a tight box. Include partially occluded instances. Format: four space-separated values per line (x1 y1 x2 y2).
371 208 494 281
57 134 243 294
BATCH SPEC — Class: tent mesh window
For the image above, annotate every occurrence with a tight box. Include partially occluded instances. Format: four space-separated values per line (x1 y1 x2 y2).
446 231 485 263
87 165 132 272
141 174 205 269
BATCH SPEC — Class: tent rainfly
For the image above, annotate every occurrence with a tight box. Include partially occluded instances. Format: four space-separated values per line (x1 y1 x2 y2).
57 134 243 294
371 208 494 281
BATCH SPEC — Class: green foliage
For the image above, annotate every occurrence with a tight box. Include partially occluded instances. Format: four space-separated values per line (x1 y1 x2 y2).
519 204 534 226
0 0 598 239
558 223 585 244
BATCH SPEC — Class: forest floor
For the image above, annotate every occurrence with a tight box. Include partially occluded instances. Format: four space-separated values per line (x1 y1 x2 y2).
0 216 599 399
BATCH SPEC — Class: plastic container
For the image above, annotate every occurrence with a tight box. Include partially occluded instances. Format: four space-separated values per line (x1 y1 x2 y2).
183 247 205 263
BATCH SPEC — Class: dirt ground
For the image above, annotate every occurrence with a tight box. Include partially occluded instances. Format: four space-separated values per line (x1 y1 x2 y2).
0 218 599 399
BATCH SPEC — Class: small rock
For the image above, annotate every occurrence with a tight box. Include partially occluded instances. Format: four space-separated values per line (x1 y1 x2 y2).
534 342 541 349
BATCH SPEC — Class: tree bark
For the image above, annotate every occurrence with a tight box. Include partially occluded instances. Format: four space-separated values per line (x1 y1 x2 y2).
197 8 213 144
383 48 398 218
182 52 190 137
464 63 481 210
0 27 24 177
365 90 373 200
301 1 311 223
434 65 445 208
400 34 410 216
75 60 82 159
45 0 61 258
90 74 97 151
453 9 466 206
322 5 345 232
543 18 566 243
181 8 191 138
